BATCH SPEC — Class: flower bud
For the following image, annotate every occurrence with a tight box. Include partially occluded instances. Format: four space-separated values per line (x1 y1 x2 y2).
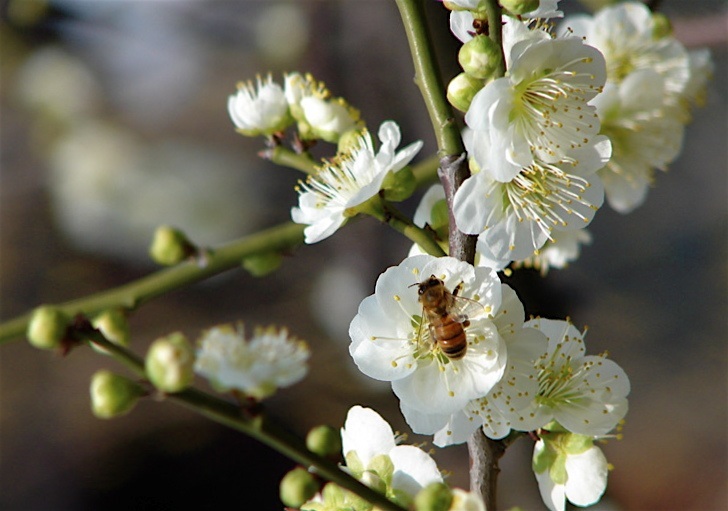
651 13 673 40
499 0 540 15
90 370 143 419
145 332 195 393
27 305 69 350
414 482 453 511
279 467 319 508
458 35 500 80
92 308 130 348
149 225 195 266
306 425 342 457
381 167 416 202
242 252 283 277
447 72 484 113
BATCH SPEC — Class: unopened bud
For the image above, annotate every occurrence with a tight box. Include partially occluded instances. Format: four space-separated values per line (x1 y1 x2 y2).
306 425 342 457
447 72 484 113
92 308 130 349
27 306 69 350
279 467 319 508
145 332 195 393
651 13 673 40
414 482 453 511
458 35 500 80
381 167 416 202
499 0 540 15
149 225 195 266
90 370 143 419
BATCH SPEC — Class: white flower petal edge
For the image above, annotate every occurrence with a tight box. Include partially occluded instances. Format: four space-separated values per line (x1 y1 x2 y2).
564 445 608 507
349 255 508 415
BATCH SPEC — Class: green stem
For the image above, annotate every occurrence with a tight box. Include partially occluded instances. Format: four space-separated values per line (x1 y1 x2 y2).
394 0 464 156
86 335 406 511
358 196 446 257
484 0 506 77
264 145 318 174
0 222 306 344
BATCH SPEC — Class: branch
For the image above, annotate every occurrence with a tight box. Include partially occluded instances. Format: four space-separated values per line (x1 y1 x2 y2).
85 334 407 511
0 222 306 344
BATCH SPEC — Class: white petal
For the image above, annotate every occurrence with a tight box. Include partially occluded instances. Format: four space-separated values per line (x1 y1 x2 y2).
564 446 608 506
390 445 443 497
535 468 566 511
341 406 396 467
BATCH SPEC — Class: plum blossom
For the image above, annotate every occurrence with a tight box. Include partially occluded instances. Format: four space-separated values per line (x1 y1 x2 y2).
525 318 630 436
349 255 508 415
513 229 593 275
227 74 292 136
284 72 362 143
592 70 684 213
291 121 422 243
560 2 690 100
341 406 443 502
464 36 606 182
399 284 547 445
453 129 610 261
532 433 609 511
194 324 309 399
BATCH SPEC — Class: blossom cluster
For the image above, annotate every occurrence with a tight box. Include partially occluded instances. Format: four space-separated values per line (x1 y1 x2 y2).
228 72 362 142
560 2 713 213
349 254 629 511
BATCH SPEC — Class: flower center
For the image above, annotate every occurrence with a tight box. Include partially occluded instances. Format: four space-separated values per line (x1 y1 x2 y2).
499 161 594 240
513 57 602 159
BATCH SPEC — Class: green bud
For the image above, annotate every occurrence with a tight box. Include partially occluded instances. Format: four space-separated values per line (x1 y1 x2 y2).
306 425 342 457
149 225 195 266
499 0 539 15
90 370 143 419
430 199 450 232
381 168 417 202
27 305 69 350
447 72 484 113
458 35 500 80
242 252 283 277
652 13 673 40
92 308 130 348
414 482 453 511
145 332 195 393
280 467 319 508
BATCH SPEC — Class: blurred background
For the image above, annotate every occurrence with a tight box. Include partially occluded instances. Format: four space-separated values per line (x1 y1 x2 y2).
0 1 725 509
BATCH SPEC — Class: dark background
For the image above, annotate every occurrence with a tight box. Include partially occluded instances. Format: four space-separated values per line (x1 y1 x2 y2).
1 1 726 510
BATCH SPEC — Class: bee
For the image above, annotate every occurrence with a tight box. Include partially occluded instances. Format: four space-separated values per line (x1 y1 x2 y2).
415 275 484 360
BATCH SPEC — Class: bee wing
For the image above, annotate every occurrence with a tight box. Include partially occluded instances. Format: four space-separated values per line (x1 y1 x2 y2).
447 294 487 323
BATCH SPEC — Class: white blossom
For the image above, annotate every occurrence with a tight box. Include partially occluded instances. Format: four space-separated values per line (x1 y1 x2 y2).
400 284 547 445
291 121 422 244
349 255 509 415
194 324 309 399
341 406 443 500
227 74 292 136
453 129 609 261
592 70 684 213
526 318 630 436
284 72 361 142
465 36 606 182
560 2 690 100
533 434 609 511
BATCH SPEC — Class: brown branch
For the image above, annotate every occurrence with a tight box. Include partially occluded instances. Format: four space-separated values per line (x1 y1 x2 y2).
438 153 477 265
